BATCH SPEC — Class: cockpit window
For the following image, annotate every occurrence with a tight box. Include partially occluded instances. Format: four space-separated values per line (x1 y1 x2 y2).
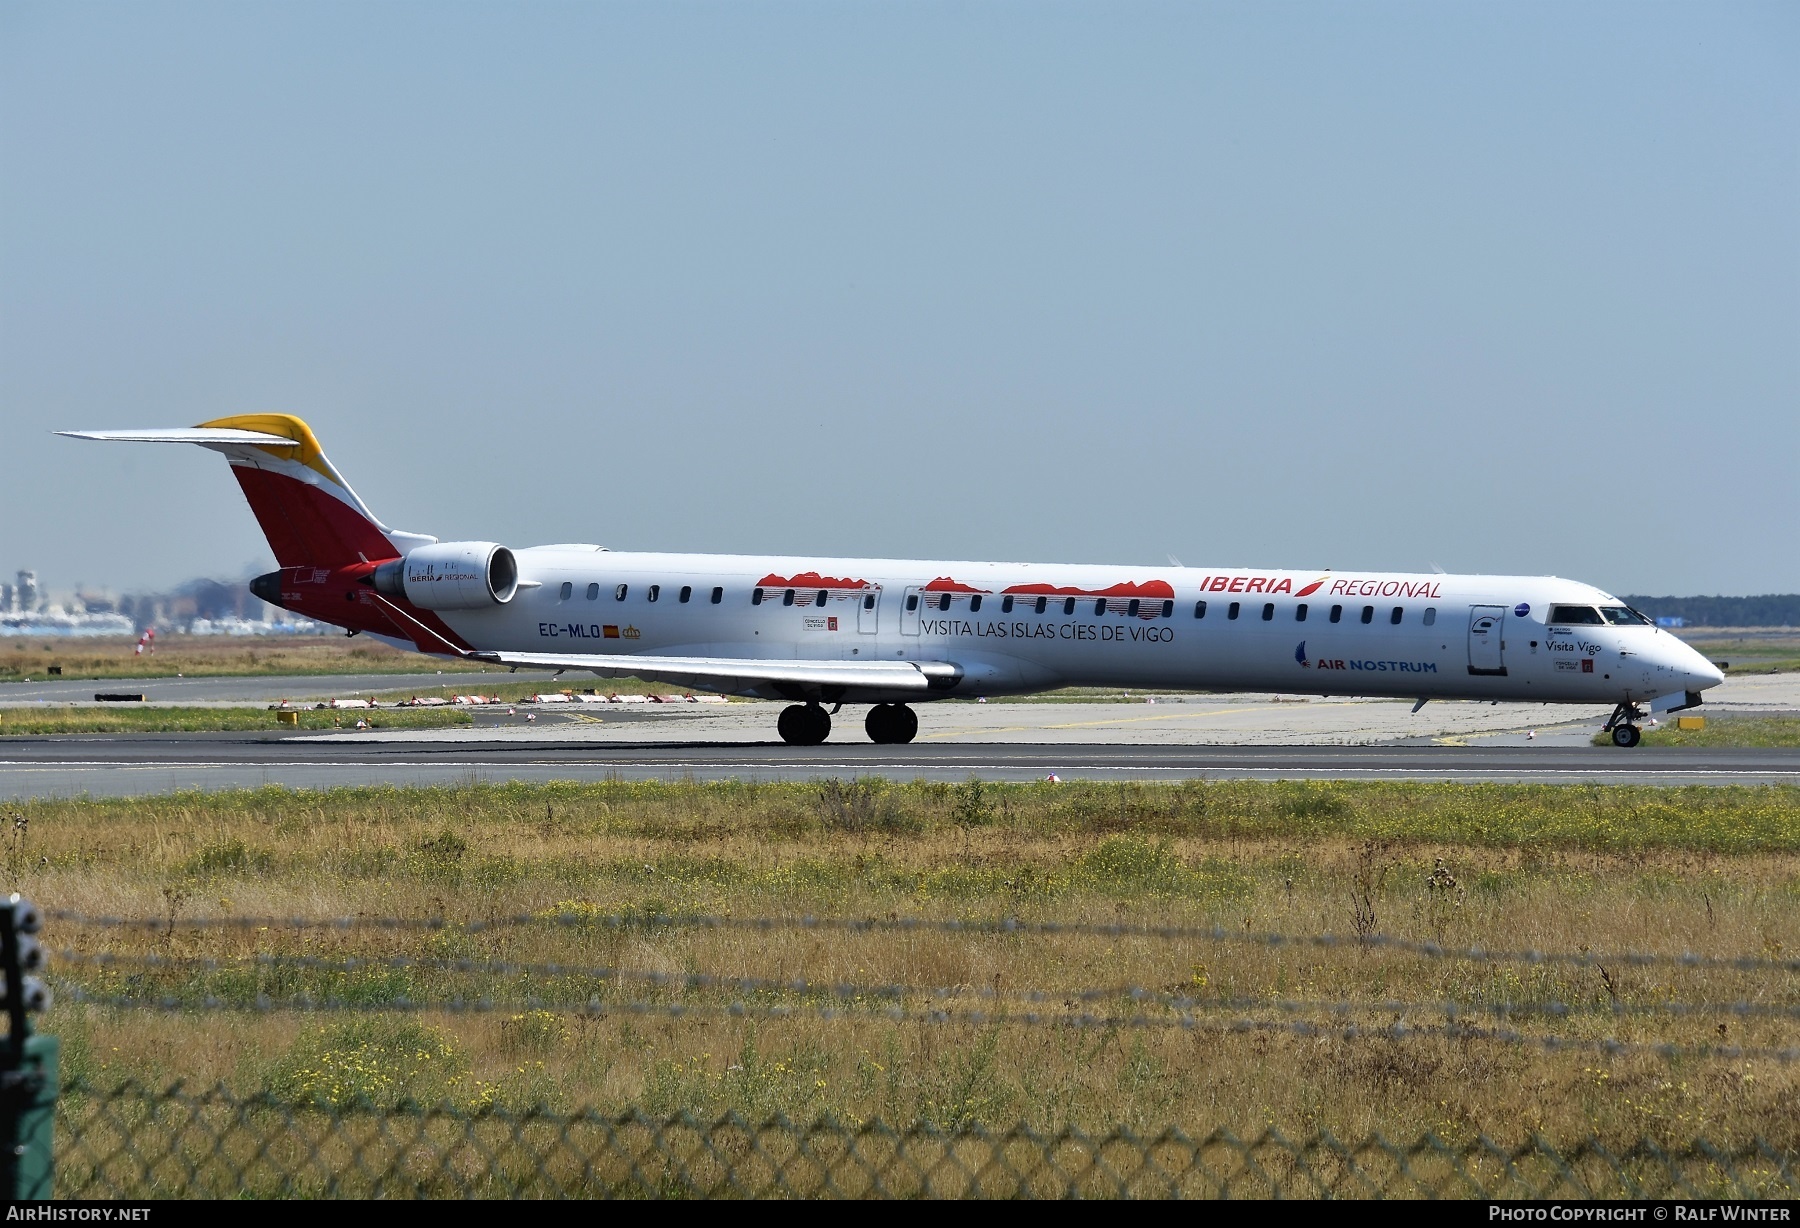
1599 605 1653 626
1549 605 1605 625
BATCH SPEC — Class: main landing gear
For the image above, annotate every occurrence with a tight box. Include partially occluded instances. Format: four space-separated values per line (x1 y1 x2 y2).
864 703 918 745
776 702 919 746
1604 702 1645 748
777 703 832 746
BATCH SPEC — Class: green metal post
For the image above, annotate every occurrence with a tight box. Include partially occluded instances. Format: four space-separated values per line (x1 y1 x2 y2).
0 1033 58 1199
0 896 54 1199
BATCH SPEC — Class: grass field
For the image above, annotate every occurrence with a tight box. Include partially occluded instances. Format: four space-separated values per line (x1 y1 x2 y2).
22 779 1800 1147
1680 631 1800 677
0 636 501 681
0 706 473 734
1591 715 1800 749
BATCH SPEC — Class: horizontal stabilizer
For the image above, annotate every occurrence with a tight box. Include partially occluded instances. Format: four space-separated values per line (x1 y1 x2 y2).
57 428 300 447
60 414 439 571
471 650 961 696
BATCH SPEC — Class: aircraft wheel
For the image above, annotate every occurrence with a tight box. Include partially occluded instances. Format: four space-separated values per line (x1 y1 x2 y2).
865 704 918 745
779 703 830 746
778 705 809 745
892 704 918 744
864 705 895 744
1611 723 1641 748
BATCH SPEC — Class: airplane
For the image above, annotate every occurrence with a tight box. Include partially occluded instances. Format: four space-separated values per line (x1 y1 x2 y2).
63 414 1723 747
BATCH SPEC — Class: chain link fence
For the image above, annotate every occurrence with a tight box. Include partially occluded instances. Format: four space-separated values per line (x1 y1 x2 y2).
41 906 1800 1197
52 1081 1798 1199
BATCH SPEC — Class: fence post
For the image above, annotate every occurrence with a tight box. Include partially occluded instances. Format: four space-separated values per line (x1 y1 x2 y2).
0 895 56 1200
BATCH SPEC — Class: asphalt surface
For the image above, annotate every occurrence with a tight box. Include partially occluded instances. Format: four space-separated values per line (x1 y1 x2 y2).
1 732 1796 796
4 670 1796 797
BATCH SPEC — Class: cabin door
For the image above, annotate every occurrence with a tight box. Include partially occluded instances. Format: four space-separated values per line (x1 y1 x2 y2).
1467 605 1507 676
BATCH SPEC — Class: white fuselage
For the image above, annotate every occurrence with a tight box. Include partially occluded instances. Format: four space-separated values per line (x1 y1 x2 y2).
431 548 1723 706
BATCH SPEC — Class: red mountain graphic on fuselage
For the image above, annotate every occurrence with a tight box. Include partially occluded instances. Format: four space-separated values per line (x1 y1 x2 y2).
757 572 871 590
922 577 990 593
1000 580 1176 599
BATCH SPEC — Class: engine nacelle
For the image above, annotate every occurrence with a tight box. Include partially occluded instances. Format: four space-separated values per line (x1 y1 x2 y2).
371 543 518 609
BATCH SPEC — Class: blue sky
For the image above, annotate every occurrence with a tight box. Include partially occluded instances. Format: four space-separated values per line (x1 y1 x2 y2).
3 1 1795 595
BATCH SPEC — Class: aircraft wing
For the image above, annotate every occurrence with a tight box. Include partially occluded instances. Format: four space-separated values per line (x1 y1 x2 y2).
469 650 961 696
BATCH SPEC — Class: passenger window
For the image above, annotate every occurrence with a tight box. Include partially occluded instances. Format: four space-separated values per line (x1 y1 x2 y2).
1423 607 1436 626
678 586 691 603
1390 606 1402 624
938 593 951 611
711 587 723 605
1549 605 1605 625
752 588 764 606
1360 606 1374 624
1063 597 1076 615
1035 596 1048 614
970 595 982 612
1194 600 1207 620
863 593 875 610
1160 599 1173 618
815 589 827 607
783 589 795 606
585 582 599 600
1094 598 1106 616
1001 596 1014 614
1330 605 1342 623
1296 603 1308 622
1261 602 1274 621
558 582 572 600
615 584 628 601
906 594 919 611
1228 602 1240 620
1127 599 1140 617
648 585 660 603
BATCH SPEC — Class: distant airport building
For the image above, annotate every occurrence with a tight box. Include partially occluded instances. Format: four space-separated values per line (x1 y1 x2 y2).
1 563 323 636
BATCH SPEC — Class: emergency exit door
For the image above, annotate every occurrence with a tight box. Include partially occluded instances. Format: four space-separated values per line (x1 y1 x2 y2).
1467 605 1507 676
900 587 923 636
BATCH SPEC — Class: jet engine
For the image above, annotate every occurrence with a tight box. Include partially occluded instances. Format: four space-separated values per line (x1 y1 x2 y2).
371 542 518 609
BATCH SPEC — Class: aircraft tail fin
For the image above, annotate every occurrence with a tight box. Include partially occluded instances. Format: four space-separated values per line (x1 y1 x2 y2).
60 414 435 569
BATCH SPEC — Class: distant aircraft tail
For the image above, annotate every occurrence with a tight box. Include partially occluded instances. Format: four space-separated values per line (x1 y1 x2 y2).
60 414 435 569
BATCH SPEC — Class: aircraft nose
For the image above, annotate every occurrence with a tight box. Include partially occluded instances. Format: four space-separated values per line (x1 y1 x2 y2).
1675 643 1725 690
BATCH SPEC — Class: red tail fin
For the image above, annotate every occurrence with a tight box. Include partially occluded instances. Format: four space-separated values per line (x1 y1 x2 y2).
191 414 421 568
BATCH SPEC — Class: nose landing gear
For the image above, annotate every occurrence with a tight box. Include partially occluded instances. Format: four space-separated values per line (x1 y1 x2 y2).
1604 701 1645 748
777 703 831 746
864 703 918 745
